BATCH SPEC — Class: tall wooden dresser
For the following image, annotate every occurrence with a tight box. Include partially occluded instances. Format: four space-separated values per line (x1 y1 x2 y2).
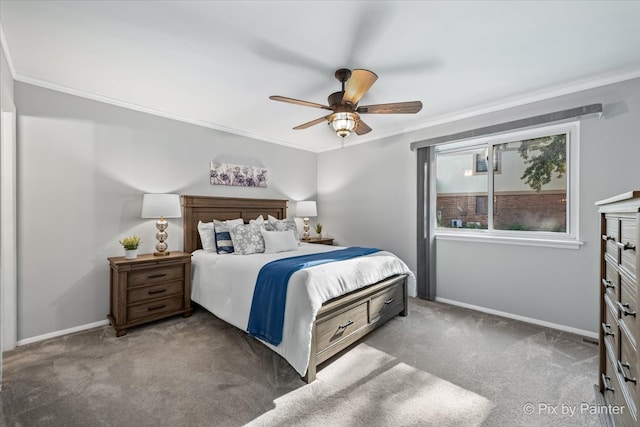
597 191 640 427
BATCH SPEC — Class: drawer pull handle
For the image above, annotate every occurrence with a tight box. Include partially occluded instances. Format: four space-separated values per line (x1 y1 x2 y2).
148 273 167 279
616 301 636 317
338 320 354 330
602 235 615 241
617 360 637 384
384 298 395 305
148 289 167 295
147 304 167 311
601 323 615 337
616 241 636 251
601 374 615 392
601 279 615 290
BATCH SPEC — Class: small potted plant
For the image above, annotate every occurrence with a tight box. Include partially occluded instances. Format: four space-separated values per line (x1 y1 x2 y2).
315 223 323 237
119 235 141 259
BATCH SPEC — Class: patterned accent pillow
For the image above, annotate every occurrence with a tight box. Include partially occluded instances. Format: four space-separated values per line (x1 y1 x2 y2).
229 224 265 255
197 221 216 252
214 218 244 254
267 215 300 240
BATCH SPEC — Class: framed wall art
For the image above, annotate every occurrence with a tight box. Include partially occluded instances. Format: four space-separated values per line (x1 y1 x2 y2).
210 161 268 188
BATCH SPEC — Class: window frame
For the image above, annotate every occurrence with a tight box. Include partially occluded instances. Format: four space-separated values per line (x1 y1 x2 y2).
432 121 582 249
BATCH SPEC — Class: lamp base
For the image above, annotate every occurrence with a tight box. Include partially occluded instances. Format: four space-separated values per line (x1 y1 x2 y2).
153 251 170 257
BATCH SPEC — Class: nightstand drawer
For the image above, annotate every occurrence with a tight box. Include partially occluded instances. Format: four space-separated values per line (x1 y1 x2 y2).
128 265 184 287
127 295 184 322
128 280 184 304
370 280 404 322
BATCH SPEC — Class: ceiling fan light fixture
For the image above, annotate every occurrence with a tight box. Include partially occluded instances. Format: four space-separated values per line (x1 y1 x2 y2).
329 112 357 138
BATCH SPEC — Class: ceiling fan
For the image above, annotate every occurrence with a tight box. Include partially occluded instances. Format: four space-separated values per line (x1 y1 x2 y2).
269 68 422 138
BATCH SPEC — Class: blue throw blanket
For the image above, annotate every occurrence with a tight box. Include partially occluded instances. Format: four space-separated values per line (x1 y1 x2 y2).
247 247 381 346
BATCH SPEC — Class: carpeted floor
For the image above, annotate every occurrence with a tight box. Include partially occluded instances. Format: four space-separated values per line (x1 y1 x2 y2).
1 298 599 426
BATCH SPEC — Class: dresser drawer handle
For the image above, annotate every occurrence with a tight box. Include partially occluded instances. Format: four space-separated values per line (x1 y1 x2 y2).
601 374 615 392
148 289 167 295
602 235 615 241
147 304 167 311
338 320 354 330
602 279 615 290
616 241 636 251
616 301 636 317
617 360 637 384
148 273 167 279
384 298 395 305
601 323 615 337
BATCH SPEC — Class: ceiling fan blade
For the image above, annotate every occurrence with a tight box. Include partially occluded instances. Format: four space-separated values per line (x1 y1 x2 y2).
357 101 423 114
342 69 378 106
269 96 332 111
354 119 372 135
293 116 329 130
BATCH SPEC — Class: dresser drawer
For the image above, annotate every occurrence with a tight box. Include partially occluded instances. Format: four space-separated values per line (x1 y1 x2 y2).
619 330 638 413
128 265 184 287
370 281 404 322
603 258 620 302
127 295 184 322
316 302 368 354
128 280 184 304
603 353 624 411
619 273 638 346
603 300 619 356
620 218 637 277
605 216 620 260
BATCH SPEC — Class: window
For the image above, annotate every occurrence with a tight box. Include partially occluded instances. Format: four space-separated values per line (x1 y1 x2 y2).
434 122 580 247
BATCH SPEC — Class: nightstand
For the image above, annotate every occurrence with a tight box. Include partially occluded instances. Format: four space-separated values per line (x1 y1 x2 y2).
304 237 334 246
107 252 192 337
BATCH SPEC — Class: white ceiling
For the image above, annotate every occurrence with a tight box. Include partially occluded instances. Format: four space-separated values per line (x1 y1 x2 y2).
1 1 639 152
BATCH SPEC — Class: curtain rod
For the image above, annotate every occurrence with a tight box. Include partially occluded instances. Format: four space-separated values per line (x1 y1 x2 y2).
410 103 603 151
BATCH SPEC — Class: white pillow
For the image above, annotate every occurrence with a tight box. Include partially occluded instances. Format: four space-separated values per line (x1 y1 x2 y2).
249 215 266 227
197 221 216 252
260 229 298 254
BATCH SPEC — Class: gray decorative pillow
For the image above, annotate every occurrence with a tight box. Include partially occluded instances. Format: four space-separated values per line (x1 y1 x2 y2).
229 223 265 255
267 215 300 240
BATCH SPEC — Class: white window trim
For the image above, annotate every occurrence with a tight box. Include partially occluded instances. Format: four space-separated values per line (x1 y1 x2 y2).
433 121 582 249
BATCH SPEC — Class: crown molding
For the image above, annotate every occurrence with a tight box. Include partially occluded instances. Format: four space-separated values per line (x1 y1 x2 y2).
0 24 17 79
12 72 318 153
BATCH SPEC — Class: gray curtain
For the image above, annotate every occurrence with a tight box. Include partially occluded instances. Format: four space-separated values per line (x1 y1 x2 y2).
416 146 435 300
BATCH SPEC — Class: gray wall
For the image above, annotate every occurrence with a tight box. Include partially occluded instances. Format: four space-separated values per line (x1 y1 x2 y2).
15 82 317 340
319 77 640 334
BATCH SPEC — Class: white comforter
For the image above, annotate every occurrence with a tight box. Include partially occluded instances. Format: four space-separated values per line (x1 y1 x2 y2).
191 243 415 376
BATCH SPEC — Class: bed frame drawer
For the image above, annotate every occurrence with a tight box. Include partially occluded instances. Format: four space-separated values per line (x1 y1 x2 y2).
370 280 405 323
316 302 369 354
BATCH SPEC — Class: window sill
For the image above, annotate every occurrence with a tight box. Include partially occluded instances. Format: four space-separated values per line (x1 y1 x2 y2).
435 231 583 250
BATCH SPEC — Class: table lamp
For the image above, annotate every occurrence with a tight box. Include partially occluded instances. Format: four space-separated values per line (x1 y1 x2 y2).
141 193 182 256
296 200 317 240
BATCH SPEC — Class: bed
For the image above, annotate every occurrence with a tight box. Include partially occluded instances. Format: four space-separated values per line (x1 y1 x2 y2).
182 195 412 382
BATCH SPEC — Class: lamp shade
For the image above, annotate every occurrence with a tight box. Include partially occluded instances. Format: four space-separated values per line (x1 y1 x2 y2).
141 194 182 219
296 201 317 218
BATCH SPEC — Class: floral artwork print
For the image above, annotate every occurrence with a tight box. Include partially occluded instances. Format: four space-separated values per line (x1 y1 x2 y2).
210 162 268 188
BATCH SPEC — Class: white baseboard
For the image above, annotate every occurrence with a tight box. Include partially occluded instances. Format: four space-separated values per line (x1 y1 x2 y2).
434 297 598 340
16 319 109 347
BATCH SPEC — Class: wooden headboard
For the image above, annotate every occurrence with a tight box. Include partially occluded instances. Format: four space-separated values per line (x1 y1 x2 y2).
182 195 288 253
